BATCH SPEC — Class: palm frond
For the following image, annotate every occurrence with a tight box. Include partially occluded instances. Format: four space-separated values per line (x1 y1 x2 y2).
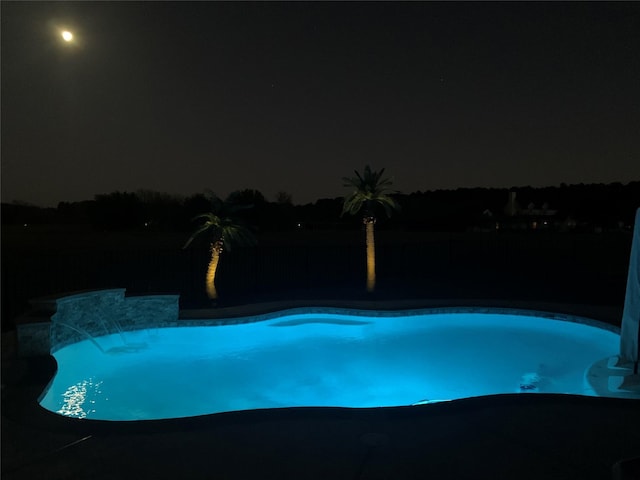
183 213 223 249
341 165 400 219
221 223 257 251
183 225 214 249
184 207 257 251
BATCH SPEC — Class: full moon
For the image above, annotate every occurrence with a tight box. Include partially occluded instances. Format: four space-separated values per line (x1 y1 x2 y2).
61 31 73 42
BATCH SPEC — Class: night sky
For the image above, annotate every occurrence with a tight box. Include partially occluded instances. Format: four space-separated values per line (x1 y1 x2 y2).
2 1 639 207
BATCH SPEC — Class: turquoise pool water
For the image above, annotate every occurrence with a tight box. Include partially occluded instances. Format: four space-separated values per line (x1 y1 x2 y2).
39 311 620 421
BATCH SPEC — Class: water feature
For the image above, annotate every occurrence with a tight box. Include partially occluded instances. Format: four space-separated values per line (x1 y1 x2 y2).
55 320 149 355
55 322 110 354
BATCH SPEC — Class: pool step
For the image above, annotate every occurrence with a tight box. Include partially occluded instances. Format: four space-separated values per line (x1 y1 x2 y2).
585 356 640 398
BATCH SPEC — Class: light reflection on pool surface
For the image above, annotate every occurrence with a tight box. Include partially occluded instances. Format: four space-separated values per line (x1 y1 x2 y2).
40 311 621 421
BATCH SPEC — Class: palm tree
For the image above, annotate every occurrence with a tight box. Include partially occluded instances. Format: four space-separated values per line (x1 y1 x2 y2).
342 165 400 292
183 196 256 300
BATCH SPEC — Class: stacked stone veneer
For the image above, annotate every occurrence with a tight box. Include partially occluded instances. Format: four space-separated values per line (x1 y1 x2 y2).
16 289 179 356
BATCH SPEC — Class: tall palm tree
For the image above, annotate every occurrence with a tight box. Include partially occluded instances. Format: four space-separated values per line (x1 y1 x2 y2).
183 197 256 300
342 165 400 292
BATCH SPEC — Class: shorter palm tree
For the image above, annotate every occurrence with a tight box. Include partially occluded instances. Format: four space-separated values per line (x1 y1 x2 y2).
183 199 256 300
342 165 400 292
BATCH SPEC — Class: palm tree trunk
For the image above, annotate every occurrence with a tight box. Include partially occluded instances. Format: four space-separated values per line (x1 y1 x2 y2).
206 240 223 299
364 217 376 292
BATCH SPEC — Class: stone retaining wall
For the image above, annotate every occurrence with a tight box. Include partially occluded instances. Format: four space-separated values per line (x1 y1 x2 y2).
16 289 179 356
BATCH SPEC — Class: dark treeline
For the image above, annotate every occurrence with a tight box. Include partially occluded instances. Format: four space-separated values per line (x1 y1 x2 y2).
2 182 639 233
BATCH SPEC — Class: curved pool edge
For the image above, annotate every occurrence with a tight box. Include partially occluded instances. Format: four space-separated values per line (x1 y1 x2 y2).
4 371 640 436
14 293 623 357
179 298 624 323
178 298 622 332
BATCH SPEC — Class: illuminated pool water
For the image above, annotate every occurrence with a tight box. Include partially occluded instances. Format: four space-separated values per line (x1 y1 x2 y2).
40 310 621 421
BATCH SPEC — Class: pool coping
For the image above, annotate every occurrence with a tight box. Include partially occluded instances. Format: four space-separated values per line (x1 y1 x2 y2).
179 302 621 333
180 298 624 321
14 292 624 357
4 370 640 436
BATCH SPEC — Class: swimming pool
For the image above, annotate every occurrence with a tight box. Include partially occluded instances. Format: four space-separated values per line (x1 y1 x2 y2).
39 309 623 421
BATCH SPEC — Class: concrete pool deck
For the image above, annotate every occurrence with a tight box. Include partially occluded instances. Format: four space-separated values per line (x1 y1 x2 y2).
3 299 640 479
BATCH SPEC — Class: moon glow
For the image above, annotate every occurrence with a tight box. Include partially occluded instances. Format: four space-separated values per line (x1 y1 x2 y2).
61 31 73 42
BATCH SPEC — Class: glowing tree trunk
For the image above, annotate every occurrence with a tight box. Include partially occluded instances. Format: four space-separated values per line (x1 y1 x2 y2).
364 217 376 292
206 240 224 299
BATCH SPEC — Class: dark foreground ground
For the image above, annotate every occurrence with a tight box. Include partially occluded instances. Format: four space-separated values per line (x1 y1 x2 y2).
3 393 640 479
